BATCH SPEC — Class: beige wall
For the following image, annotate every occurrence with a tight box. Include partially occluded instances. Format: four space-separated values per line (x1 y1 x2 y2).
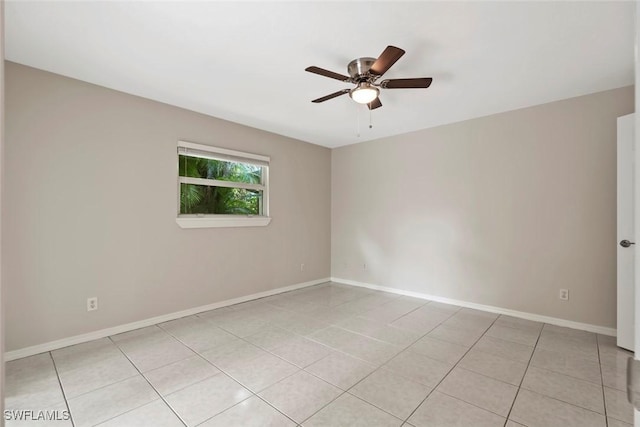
4 62 331 351
4 61 633 352
332 86 634 328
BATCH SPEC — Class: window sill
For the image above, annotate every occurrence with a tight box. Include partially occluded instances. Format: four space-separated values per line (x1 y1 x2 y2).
176 216 272 229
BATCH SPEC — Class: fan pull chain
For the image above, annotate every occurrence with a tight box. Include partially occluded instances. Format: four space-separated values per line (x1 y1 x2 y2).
356 104 361 138
369 107 373 129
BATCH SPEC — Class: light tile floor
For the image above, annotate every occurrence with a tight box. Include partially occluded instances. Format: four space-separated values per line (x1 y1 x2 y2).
5 282 635 427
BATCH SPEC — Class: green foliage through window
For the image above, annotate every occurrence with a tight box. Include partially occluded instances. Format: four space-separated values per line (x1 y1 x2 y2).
179 155 264 215
179 155 261 184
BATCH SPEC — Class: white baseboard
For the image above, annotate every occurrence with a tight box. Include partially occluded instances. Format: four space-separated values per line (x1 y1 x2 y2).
7 275 616 361
330 277 617 337
5 277 330 362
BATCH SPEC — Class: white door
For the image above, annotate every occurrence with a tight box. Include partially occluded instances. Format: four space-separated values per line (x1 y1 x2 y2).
619 113 639 426
634 5 640 424
618 113 635 351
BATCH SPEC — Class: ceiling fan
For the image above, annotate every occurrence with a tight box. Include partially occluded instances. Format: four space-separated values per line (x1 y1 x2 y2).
305 45 433 110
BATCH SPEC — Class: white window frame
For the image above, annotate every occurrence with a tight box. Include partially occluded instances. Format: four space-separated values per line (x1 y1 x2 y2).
176 140 271 229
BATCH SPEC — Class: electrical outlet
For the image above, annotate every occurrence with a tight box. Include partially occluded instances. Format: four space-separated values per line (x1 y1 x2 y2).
87 297 98 311
559 289 569 301
300 263 305 271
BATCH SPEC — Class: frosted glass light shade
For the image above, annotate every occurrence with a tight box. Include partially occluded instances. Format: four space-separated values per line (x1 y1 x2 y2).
349 83 379 104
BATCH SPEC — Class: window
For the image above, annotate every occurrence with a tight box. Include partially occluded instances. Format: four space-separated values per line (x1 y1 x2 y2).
176 141 271 228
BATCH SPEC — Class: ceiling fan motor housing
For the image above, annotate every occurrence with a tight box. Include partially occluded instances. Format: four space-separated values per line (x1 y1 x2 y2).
348 57 377 81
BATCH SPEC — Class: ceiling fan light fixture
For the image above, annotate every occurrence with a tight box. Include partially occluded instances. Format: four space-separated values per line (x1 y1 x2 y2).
349 83 379 104
306 46 433 108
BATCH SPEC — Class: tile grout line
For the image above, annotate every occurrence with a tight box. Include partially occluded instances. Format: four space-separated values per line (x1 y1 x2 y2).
209 329 345 425
234 284 432 344
106 336 189 427
255 351 351 425
202 287 445 370
157 321 301 426
340 306 462 384
249 394 300 426
294 304 465 425
502 322 543 425
298 301 468 364
299 307 529 424
502 325 613 424
432 387 515 420
189 355 299 426
242 286 411 424
48 351 76 427
519 352 603 387
444 365 520 389
248 306 457 425
460 345 531 373
333 296 431 324
193 285 387 425
596 334 609 427
513 366 609 417
425 321 609 424
400 314 504 425
53 371 139 402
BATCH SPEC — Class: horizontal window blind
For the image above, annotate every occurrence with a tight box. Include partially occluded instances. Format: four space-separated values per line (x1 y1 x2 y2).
178 141 269 167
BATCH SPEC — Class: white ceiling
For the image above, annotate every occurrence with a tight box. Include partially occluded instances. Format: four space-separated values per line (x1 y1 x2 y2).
5 1 635 148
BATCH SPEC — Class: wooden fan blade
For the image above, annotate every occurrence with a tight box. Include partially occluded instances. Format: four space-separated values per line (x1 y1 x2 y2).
368 98 382 110
369 46 405 76
311 89 350 103
305 66 351 82
381 78 433 89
